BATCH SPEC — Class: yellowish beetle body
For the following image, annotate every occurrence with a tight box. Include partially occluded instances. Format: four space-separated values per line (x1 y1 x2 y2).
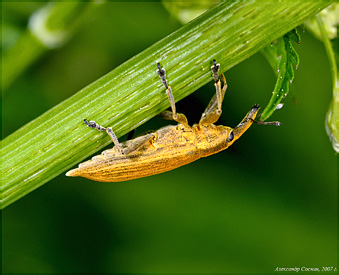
66 60 262 182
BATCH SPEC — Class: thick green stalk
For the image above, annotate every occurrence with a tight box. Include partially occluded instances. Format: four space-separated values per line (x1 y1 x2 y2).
315 14 338 152
1 2 330 209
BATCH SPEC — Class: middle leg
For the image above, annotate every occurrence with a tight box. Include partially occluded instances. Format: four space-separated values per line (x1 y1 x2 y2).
157 63 189 127
199 59 227 126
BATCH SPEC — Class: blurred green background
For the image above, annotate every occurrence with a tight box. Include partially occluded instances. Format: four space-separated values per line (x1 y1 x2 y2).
2 2 337 273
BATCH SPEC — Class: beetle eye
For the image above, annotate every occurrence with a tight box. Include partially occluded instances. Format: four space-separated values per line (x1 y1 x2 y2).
227 131 234 142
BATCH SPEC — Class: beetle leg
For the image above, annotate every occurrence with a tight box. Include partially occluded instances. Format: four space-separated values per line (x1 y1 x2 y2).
84 119 106 132
84 119 123 154
157 110 188 127
84 119 158 155
157 63 189 127
157 110 175 120
199 60 227 126
121 132 158 155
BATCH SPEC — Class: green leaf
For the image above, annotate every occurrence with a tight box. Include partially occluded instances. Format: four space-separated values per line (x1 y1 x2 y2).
1 2 331 209
260 29 301 122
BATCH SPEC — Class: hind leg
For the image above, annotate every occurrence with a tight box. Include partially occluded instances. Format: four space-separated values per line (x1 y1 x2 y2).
84 119 156 155
84 119 124 154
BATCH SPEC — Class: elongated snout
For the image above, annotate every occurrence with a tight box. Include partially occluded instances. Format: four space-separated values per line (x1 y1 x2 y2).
232 104 260 141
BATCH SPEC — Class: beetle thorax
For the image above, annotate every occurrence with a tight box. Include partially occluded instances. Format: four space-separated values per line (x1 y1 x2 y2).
193 124 232 157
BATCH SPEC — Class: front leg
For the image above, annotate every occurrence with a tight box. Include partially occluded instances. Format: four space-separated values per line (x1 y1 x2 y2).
199 60 227 126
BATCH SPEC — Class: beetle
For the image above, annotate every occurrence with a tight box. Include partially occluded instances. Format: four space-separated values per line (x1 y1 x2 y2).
66 60 274 182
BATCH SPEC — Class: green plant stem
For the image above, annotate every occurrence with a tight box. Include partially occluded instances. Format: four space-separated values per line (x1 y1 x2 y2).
1 2 330 209
315 14 337 92
315 14 338 152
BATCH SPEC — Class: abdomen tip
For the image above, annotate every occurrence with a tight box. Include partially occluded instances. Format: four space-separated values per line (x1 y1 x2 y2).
66 169 78 177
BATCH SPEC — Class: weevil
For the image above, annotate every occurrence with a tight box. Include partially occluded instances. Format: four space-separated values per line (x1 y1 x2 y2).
66 60 274 182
